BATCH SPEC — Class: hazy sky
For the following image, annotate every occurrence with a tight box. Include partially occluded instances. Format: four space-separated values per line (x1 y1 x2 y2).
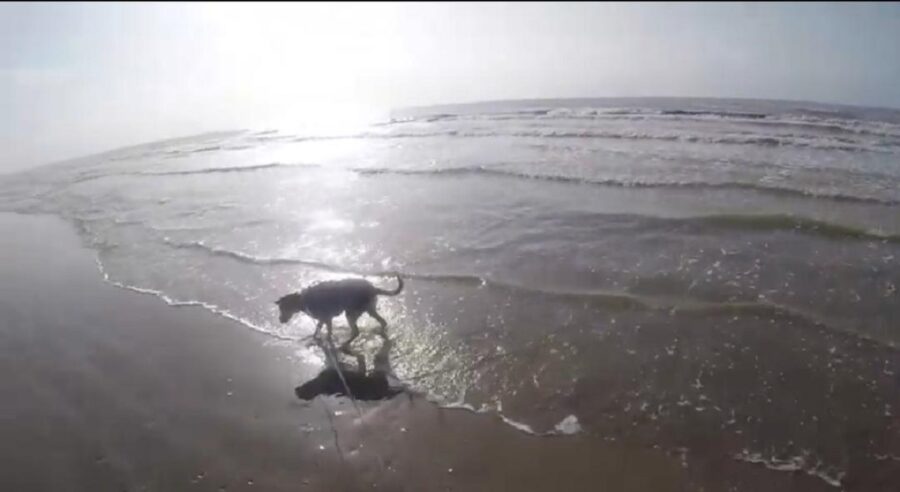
2 2 900 172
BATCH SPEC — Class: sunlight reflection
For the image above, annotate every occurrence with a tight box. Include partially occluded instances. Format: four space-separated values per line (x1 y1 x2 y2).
308 209 355 232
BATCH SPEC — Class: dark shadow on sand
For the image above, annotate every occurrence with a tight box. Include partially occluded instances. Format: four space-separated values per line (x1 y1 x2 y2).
295 335 406 401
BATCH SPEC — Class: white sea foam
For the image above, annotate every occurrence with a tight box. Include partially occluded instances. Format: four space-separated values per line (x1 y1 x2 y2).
733 449 845 488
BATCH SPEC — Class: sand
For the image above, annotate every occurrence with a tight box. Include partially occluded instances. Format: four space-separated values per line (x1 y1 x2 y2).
0 212 862 491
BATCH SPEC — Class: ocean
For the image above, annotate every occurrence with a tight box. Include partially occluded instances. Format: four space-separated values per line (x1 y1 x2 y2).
2 97 898 488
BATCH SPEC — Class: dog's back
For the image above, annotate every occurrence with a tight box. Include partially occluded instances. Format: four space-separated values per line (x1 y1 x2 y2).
302 278 377 318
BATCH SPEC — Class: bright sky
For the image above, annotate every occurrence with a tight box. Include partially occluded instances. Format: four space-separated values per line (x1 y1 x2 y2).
2 2 900 172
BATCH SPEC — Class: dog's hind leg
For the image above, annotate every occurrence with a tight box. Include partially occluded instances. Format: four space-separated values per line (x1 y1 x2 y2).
343 310 362 349
366 305 388 338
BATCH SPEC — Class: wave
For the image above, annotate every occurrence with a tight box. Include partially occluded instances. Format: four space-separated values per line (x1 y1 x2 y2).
660 109 768 119
543 210 900 243
61 162 305 185
139 162 305 177
147 218 273 234
533 211 898 243
499 129 892 152
739 116 900 140
157 238 897 350
188 145 222 154
252 134 299 143
355 165 900 206
164 210 899 271
685 214 899 242
429 390 582 436
162 238 346 271
281 128 893 153
289 131 462 142
65 155 898 206
408 107 761 122
92 257 299 343
162 238 491 285
395 107 900 139
733 449 844 488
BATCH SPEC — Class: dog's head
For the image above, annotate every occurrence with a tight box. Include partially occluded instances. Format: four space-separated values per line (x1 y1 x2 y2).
275 293 303 324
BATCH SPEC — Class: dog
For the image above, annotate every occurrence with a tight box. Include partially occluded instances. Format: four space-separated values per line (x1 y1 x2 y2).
275 274 403 347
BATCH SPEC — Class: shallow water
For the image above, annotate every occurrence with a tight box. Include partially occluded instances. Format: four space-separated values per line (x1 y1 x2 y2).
2 97 899 488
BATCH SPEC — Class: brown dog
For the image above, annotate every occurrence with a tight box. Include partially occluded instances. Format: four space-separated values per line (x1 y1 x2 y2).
275 274 403 347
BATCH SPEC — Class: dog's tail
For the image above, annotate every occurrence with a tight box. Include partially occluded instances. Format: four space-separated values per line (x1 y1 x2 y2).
375 273 404 296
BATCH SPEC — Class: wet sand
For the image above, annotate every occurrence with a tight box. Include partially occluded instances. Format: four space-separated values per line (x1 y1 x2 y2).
0 212 880 491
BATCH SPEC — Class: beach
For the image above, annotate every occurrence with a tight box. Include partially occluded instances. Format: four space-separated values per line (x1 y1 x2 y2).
4 212 883 491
